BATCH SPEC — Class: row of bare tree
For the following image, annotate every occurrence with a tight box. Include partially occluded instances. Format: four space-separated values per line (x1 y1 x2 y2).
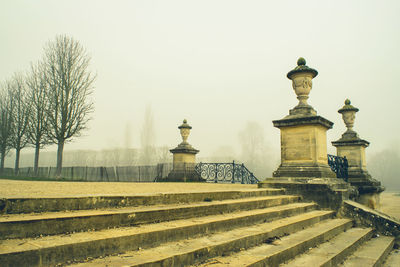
0 35 95 177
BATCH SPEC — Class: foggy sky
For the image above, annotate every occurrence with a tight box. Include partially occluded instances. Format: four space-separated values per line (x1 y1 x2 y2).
1 0 400 159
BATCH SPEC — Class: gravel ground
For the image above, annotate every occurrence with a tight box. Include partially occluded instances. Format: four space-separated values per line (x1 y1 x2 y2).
0 179 257 198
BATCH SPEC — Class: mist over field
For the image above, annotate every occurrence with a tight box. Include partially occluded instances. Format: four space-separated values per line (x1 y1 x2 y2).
1 1 399 189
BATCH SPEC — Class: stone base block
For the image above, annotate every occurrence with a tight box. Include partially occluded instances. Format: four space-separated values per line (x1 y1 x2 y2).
259 177 357 210
346 175 385 194
273 164 336 178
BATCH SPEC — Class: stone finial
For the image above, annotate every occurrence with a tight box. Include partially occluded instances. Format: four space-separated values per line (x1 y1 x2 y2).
338 99 359 132
287 57 318 79
178 119 192 129
178 119 192 144
338 99 359 114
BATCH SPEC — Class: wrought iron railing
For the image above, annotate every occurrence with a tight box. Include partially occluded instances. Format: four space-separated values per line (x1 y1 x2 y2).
327 154 348 181
194 161 259 184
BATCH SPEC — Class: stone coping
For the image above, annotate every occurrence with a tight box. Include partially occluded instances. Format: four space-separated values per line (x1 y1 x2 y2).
261 177 348 185
332 138 370 147
170 143 199 154
273 115 333 129
341 200 400 238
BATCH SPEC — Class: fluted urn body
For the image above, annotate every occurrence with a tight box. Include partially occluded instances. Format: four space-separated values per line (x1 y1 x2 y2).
338 99 358 133
286 57 318 116
179 120 191 145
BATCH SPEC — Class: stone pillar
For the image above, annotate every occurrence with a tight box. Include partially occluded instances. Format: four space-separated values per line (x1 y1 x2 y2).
166 119 203 182
272 58 336 178
332 99 384 208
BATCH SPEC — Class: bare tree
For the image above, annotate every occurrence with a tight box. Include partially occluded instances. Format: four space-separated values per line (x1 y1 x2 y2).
9 73 32 174
43 35 95 177
238 121 274 178
26 62 50 175
0 83 15 172
156 146 172 163
139 105 156 165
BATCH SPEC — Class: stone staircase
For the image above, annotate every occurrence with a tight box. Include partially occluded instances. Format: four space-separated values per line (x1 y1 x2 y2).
0 188 398 266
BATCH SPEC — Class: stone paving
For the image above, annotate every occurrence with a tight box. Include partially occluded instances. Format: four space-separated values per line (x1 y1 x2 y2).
0 179 256 198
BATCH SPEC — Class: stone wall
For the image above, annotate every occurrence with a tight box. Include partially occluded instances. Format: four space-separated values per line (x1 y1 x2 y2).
340 200 400 239
2 163 173 182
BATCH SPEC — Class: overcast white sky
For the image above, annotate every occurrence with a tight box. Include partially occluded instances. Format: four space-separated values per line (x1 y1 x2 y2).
1 0 399 158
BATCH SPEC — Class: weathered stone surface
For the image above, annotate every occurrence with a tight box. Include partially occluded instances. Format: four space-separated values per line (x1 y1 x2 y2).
340 200 400 238
0 206 329 267
197 219 353 267
282 227 374 267
341 235 394 267
67 211 336 267
259 177 357 210
0 188 283 214
0 195 305 239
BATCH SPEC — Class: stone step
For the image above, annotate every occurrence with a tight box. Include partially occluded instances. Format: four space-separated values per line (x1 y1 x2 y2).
340 235 394 267
1 188 285 214
192 218 354 267
281 227 374 267
384 248 400 267
0 194 302 239
67 211 340 267
0 203 324 267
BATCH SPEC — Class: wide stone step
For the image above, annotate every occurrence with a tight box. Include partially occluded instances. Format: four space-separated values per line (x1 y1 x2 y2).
192 218 353 267
0 194 301 239
0 202 321 267
281 227 374 267
1 188 285 214
68 210 338 267
384 248 400 266
340 235 394 267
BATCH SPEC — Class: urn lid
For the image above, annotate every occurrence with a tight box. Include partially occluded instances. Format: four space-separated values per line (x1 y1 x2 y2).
287 57 318 79
178 119 192 129
338 99 359 114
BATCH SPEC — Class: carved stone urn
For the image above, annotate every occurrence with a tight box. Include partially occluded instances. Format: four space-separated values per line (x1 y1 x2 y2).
287 57 318 116
178 119 191 146
338 99 359 137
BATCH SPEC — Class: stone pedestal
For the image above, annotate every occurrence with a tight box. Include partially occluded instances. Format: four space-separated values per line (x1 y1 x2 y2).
332 100 384 209
272 58 336 178
273 116 336 178
165 120 203 182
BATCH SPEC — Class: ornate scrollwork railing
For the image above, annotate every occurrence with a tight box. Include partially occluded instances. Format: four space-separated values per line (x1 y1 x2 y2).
327 154 348 181
194 161 259 184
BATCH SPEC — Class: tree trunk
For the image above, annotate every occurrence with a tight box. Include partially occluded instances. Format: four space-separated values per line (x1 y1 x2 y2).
56 140 64 178
34 142 40 176
14 147 21 175
0 149 5 174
